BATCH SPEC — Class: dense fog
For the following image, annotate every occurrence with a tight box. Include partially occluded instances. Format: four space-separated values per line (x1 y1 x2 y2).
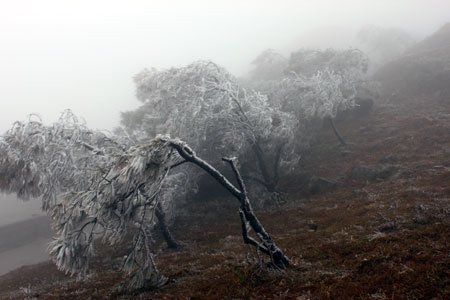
1 0 449 133
1 1 450 298
2 0 449 226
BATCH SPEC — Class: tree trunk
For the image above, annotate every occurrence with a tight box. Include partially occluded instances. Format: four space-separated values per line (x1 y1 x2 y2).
169 140 290 269
251 141 277 193
155 202 180 250
327 117 347 146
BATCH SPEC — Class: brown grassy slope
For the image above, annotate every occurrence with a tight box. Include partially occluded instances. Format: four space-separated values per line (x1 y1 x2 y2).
0 95 449 299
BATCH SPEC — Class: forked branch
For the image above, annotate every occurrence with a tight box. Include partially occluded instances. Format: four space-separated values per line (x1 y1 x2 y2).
168 139 289 268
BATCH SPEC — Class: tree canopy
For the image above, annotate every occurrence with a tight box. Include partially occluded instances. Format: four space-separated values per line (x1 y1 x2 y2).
122 61 299 195
0 50 378 290
249 49 288 80
0 112 289 289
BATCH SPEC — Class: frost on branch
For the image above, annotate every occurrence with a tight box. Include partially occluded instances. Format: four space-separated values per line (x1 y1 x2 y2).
0 111 182 289
3 125 288 288
125 60 292 153
48 135 289 288
248 48 375 147
273 48 371 119
0 110 123 210
286 48 369 79
1 109 290 289
284 48 379 105
49 135 179 289
276 69 355 120
122 60 299 195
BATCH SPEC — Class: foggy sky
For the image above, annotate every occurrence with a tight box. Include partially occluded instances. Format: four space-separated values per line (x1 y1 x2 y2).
1 0 450 134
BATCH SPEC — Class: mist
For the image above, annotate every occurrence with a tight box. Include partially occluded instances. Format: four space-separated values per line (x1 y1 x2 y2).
1 0 450 297
1 0 450 133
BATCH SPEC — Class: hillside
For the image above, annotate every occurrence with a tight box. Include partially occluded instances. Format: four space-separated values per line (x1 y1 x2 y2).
374 23 450 97
0 93 448 299
0 216 51 275
0 216 51 253
407 23 450 53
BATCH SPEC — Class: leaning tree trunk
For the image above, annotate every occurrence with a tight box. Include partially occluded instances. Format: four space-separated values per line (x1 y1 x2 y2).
155 202 180 250
139 187 181 250
251 142 278 193
169 140 290 269
225 91 281 195
249 141 285 205
327 116 347 146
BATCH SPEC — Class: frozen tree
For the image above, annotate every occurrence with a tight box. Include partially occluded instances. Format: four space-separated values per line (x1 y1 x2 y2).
274 69 357 145
0 111 181 245
248 48 373 112
286 48 369 80
266 48 374 145
122 61 299 195
249 49 288 80
0 113 289 289
0 111 124 210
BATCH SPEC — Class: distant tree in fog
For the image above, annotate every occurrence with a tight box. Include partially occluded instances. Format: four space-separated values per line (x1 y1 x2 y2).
286 48 369 79
282 70 367 145
0 112 289 289
252 48 373 146
122 61 299 196
249 49 288 80
278 69 355 116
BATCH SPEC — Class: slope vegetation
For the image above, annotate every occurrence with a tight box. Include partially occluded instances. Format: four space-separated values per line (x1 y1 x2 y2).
0 92 448 299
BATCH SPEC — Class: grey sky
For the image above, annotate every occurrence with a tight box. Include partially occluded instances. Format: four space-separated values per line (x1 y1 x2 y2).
1 0 449 133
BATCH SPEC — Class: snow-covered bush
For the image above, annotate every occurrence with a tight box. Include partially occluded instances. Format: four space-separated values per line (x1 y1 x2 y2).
1 113 289 289
286 48 369 79
122 61 299 195
0 110 124 210
254 48 375 146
